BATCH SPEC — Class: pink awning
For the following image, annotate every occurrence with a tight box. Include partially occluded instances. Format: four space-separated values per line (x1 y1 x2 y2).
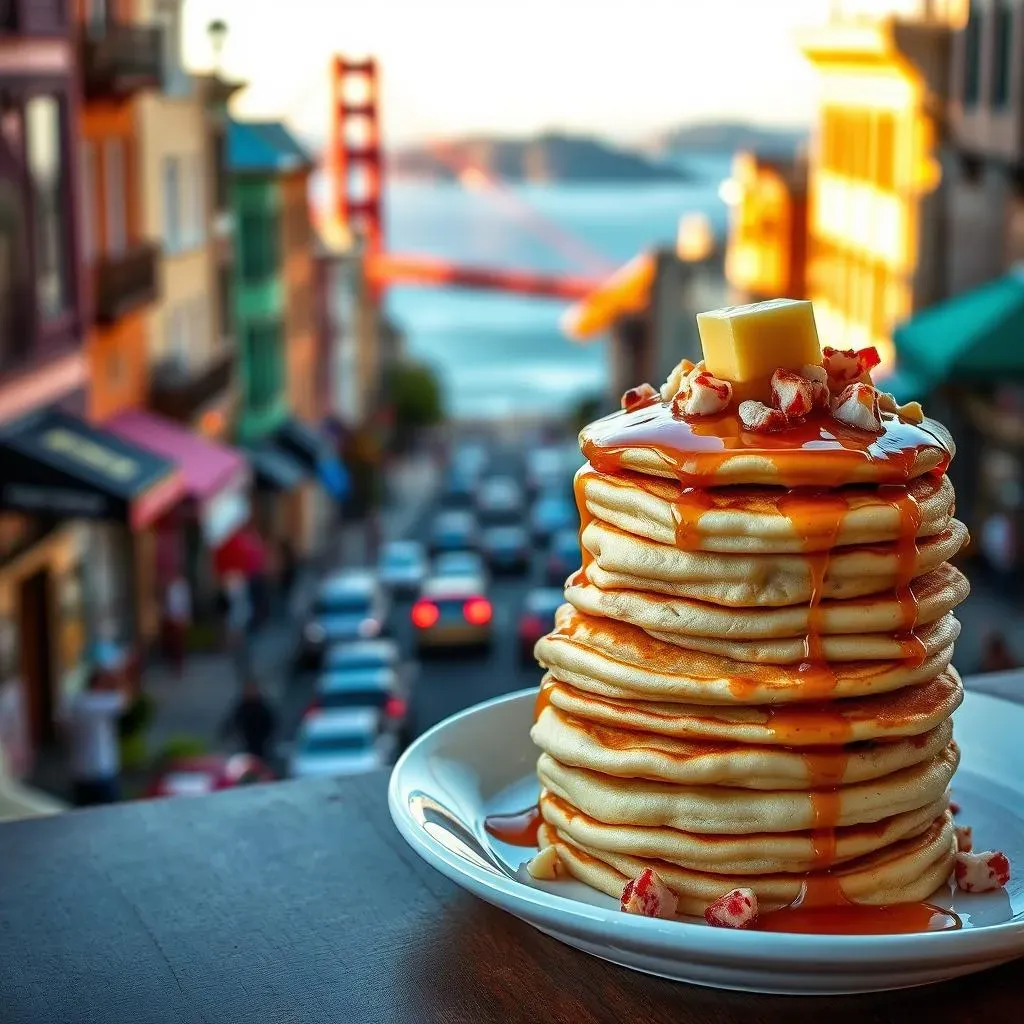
105 410 247 501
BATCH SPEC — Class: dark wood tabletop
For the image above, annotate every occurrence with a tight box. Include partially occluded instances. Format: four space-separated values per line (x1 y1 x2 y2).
0 754 1020 1024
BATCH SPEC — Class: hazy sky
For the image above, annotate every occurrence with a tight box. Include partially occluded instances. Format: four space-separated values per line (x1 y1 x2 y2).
182 0 829 144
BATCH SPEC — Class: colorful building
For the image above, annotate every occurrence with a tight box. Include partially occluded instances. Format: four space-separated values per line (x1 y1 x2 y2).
0 1 183 776
725 150 809 305
228 119 341 560
797 4 957 372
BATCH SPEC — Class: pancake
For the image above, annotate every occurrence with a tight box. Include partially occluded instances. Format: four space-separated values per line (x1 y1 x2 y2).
577 465 956 554
567 562 969 639
539 815 956 915
537 744 960 833
580 517 968 606
580 404 955 488
536 607 958 702
539 789 951 875
531 706 954 789
537 670 964 745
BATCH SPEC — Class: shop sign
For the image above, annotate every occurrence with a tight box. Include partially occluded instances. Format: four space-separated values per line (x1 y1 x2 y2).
2 483 110 519
39 428 140 483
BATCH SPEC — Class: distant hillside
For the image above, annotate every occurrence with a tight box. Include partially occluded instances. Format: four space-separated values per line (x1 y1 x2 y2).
392 132 690 183
655 121 809 157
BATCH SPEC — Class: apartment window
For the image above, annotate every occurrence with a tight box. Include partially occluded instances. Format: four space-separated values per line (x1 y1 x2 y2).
992 1 1014 109
104 138 126 256
182 155 204 247
245 320 282 412
963 2 983 107
240 209 280 283
81 142 97 263
0 177 29 369
163 156 181 252
26 95 68 321
876 113 895 192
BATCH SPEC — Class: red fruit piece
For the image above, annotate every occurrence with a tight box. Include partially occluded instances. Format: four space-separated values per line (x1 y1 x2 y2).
822 346 881 385
954 825 973 853
621 383 658 412
672 371 732 417
620 867 678 919
704 887 759 929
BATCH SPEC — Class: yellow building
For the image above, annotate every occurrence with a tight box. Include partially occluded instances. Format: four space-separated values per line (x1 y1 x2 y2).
725 150 809 306
135 0 233 439
798 3 962 372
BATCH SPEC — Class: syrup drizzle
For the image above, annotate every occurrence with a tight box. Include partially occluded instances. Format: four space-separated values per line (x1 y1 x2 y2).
484 804 542 848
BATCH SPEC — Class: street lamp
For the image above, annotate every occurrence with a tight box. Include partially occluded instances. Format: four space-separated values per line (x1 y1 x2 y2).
208 18 228 69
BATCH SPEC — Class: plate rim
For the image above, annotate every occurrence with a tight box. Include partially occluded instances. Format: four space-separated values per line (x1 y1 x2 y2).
389 685 1024 969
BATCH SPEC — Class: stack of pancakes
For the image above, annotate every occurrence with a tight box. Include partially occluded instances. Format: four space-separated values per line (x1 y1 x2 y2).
531 410 968 917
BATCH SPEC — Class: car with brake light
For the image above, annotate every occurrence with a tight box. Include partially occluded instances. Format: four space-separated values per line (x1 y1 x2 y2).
296 571 388 669
411 574 494 654
517 588 564 665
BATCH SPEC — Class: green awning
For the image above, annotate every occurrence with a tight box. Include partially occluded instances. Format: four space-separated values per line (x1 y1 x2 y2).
894 269 1024 388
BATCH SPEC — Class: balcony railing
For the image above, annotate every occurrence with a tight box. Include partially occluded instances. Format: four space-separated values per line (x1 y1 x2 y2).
149 348 236 423
94 244 159 324
80 22 164 98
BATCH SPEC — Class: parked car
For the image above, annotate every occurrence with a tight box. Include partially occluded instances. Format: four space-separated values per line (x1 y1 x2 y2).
481 525 530 574
146 754 275 798
433 549 488 580
308 666 410 742
429 510 480 555
546 527 582 585
323 638 402 673
530 492 577 542
376 540 428 596
526 447 567 496
517 588 565 665
296 571 389 669
288 709 398 778
411 575 493 654
476 475 524 524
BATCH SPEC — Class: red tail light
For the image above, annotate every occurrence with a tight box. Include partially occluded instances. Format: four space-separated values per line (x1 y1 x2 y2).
411 600 440 629
463 597 492 625
518 614 543 638
385 695 407 719
305 700 320 715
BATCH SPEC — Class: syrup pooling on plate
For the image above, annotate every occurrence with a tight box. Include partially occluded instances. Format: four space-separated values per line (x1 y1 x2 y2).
485 804 542 848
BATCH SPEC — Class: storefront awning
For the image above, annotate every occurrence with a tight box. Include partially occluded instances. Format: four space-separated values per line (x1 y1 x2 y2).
245 444 306 493
560 252 656 341
0 409 185 529
273 419 350 501
894 268 1024 390
106 409 248 501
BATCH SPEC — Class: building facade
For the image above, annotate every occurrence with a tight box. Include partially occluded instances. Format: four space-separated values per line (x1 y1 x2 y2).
725 150 809 305
798 6 956 371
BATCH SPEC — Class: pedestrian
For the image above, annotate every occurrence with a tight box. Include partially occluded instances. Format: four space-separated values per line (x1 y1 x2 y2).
223 572 253 683
221 677 277 760
63 663 128 807
163 574 191 677
980 630 1018 674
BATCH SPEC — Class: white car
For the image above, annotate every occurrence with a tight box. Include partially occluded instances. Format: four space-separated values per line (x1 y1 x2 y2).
288 709 397 778
376 540 428 594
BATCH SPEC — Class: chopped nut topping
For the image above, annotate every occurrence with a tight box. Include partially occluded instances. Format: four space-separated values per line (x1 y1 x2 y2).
704 887 759 929
954 850 1011 893
620 867 678 919
525 845 563 881
621 383 658 412
954 825 973 853
832 382 883 433
672 371 732 417
738 400 789 433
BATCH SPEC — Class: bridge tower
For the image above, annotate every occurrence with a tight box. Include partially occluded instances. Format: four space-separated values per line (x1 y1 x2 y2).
328 56 384 271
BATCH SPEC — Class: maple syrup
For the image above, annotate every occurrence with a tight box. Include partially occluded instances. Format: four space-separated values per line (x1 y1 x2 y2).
484 805 542 847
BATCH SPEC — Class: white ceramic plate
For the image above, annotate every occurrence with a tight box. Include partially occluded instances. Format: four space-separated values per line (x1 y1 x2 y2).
389 686 1024 995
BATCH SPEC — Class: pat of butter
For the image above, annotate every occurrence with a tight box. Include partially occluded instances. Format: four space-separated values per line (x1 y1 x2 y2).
696 299 822 388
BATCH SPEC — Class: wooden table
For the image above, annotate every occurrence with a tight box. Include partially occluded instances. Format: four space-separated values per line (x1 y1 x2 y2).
0 678 1019 1023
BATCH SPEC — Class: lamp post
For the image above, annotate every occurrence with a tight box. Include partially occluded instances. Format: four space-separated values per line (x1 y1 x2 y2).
207 18 228 71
